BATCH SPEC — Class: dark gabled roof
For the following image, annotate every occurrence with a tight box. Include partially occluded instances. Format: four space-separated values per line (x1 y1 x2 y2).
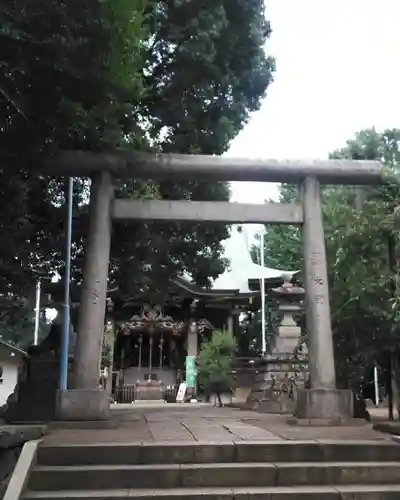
170 276 256 299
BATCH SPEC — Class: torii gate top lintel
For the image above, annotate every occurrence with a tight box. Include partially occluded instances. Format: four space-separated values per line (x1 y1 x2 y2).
44 150 384 185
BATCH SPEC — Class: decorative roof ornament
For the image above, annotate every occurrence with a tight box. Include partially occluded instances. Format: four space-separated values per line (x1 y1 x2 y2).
121 304 185 336
196 318 215 333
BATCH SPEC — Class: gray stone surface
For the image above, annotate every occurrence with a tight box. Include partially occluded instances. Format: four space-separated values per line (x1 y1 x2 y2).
302 177 337 393
0 426 46 449
56 389 110 421
294 388 353 420
73 171 113 391
23 406 400 500
3 440 39 500
37 440 400 467
22 485 400 500
0 324 72 423
27 456 400 490
44 151 384 184
147 421 193 441
0 427 45 499
287 418 366 427
41 404 386 444
180 419 236 442
112 199 304 224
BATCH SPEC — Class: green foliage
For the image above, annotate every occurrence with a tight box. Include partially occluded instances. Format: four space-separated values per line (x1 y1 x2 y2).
110 0 275 294
0 293 52 347
0 295 34 346
236 298 280 358
237 311 263 357
254 128 400 389
0 0 148 312
197 330 236 391
1 0 146 156
101 343 113 369
0 0 274 337
143 0 274 153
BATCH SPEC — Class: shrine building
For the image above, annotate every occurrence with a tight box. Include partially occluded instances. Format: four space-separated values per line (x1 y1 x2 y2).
47 226 296 402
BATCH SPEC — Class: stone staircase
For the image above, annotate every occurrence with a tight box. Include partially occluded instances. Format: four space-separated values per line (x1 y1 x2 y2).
22 440 400 499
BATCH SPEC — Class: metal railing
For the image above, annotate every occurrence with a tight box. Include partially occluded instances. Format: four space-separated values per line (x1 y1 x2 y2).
114 383 180 403
164 384 179 402
114 384 136 403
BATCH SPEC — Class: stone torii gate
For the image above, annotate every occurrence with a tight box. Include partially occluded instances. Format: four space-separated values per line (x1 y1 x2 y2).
44 152 384 420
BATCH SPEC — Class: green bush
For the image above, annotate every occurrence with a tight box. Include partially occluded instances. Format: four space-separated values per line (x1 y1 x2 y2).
197 330 236 392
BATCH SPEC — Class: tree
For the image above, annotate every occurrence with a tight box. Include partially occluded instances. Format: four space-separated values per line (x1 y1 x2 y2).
0 0 148 283
197 330 236 394
236 311 263 357
254 128 400 394
236 293 281 358
0 0 146 342
110 0 275 294
0 0 275 326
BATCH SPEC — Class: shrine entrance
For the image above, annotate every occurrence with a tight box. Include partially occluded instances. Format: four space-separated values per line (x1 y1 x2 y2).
116 304 187 401
115 312 222 403
39 151 384 421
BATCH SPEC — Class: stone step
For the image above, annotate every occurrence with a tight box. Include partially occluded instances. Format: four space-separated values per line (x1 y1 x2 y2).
36 441 400 466
27 462 400 490
22 484 400 500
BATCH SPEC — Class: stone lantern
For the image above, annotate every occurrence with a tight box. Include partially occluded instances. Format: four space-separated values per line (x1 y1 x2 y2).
249 275 308 414
270 274 305 355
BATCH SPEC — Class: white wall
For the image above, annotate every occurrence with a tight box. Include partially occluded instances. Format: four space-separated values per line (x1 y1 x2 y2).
0 361 18 406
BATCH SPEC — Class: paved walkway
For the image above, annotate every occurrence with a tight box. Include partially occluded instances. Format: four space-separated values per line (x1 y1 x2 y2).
43 404 390 444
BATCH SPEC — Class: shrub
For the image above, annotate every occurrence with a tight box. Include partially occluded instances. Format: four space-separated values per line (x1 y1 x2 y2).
197 330 236 393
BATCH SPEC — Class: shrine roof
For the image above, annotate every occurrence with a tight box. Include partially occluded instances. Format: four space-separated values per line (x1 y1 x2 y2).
41 226 298 304
175 225 298 296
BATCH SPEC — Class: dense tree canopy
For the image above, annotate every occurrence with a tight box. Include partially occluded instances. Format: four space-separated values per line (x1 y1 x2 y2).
254 128 400 390
111 0 275 295
0 0 274 342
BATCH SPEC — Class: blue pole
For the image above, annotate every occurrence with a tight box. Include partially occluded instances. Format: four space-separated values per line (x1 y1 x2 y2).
60 177 73 391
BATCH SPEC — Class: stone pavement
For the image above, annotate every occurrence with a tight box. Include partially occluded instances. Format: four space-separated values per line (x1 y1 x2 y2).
43 404 391 445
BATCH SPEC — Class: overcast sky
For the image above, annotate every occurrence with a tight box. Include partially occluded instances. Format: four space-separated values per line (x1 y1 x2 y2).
228 0 400 205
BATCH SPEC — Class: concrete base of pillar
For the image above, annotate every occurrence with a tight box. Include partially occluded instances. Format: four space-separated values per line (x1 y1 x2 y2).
294 388 353 420
56 389 110 421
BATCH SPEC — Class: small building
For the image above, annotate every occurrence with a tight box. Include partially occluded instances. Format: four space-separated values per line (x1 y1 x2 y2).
0 339 27 406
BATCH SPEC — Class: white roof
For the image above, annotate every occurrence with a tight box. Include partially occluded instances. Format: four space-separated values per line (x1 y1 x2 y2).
182 225 297 294
211 226 297 293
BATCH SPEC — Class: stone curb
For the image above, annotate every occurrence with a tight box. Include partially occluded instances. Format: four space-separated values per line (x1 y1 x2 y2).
287 418 368 427
374 421 400 435
0 427 47 449
3 440 41 500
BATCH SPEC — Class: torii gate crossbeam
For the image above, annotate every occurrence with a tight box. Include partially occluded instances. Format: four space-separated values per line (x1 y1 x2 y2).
44 150 383 184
